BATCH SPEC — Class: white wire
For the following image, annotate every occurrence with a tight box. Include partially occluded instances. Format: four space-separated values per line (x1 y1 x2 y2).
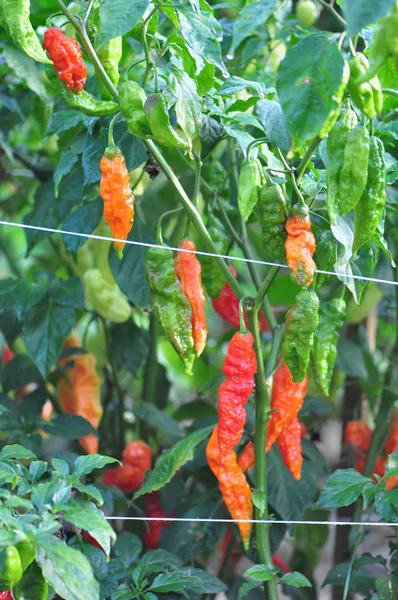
0 219 397 287
104 516 398 527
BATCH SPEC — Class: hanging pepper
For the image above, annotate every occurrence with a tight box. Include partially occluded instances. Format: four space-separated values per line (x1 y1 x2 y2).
144 491 168 549
312 298 346 397
237 158 262 222
14 543 34 574
282 290 319 383
100 145 135 258
348 54 383 120
313 230 336 290
258 183 287 263
174 239 207 357
318 61 350 140
285 204 316 289
277 418 303 481
144 94 187 149
115 463 146 493
345 421 372 453
119 81 151 139
145 246 195 374
122 440 152 472
206 428 253 549
43 28 87 93
13 562 48 600
0 547 23 591
199 218 229 299
353 137 386 254
1 0 49 64
339 126 370 216
0 592 13 600
82 269 132 323
57 332 102 454
326 108 358 224
217 331 257 459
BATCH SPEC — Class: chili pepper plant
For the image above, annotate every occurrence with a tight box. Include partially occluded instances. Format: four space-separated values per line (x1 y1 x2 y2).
1 0 398 599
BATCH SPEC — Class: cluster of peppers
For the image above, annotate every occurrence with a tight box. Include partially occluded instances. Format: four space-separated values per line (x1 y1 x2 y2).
0 542 48 599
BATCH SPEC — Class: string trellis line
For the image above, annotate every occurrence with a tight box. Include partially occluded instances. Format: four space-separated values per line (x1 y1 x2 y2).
0 219 397 288
104 516 398 527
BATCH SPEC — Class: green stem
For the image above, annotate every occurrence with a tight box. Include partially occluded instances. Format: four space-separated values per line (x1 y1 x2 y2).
82 0 95 25
141 20 154 88
193 157 202 208
156 207 183 244
142 314 159 407
315 0 346 27
265 325 285 378
296 137 321 183
248 311 278 600
254 267 279 313
382 88 398 100
103 319 125 457
108 112 120 146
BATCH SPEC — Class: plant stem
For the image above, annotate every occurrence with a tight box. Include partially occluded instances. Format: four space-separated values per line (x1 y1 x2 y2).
254 267 279 312
82 0 95 25
103 320 125 457
193 157 202 208
296 136 321 183
315 0 346 27
141 20 154 88
142 314 158 406
248 311 278 600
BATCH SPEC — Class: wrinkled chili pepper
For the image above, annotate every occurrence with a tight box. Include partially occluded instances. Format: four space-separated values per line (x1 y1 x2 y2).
0 591 13 600
174 238 207 357
0 546 22 591
217 331 257 459
339 126 370 216
237 157 262 221
115 463 146 493
100 145 135 258
206 428 252 549
277 418 303 480
345 420 373 453
122 440 152 472
144 94 187 149
348 53 383 120
119 81 151 139
144 491 168 549
258 183 287 263
285 204 316 289
313 230 336 290
199 218 229 299
43 27 87 93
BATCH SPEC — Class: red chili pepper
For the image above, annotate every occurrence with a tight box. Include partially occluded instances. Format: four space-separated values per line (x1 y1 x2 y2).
115 462 145 493
122 440 152 472
277 418 303 480
103 468 119 487
143 491 168 549
82 531 104 552
44 27 87 93
0 592 13 600
345 421 373 453
2 344 13 365
272 552 291 573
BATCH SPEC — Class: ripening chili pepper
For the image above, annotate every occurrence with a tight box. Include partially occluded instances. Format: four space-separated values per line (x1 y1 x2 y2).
144 491 168 549
237 157 262 221
277 418 303 480
174 239 207 357
119 81 151 139
199 218 229 299
282 290 319 383
206 428 252 549
144 94 187 149
146 245 196 374
217 331 257 459
43 28 87 93
345 421 372 453
83 268 132 323
1 0 50 64
313 230 336 290
0 591 13 600
385 419 398 456
57 332 102 454
355 454 385 478
0 546 23 591
258 183 287 263
353 137 386 254
285 204 316 289
348 53 383 120
273 552 292 574
103 468 119 487
13 562 48 600
115 463 145 493
100 145 135 258
339 126 370 216
122 440 152 472
312 298 346 397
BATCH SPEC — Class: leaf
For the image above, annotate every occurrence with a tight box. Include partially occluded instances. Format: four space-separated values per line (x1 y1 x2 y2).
141 549 183 569
47 109 93 137
217 76 267 97
169 70 202 148
62 504 116 555
0 278 48 317
0 444 36 461
112 321 149 373
114 532 142 567
42 415 98 439
62 198 103 253
374 489 398 521
245 564 278 581
50 277 84 310
1 354 42 392
255 99 291 153
36 541 100 600
252 490 267 513
99 0 150 47
341 0 396 37
136 403 182 445
149 571 202 593
22 298 75 377
179 567 227 593
2 46 49 100
74 455 119 478
229 0 277 57
134 425 214 499
280 572 312 588
238 580 262 599
277 33 346 152
315 469 371 509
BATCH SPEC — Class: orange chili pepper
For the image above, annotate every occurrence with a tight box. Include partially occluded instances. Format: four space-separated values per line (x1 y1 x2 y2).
345 420 373 453
285 204 316 289
277 418 303 480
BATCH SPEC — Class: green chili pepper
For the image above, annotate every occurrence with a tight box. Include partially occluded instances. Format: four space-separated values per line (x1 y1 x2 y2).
0 546 23 591
0 0 50 64
14 543 35 573
13 562 48 600
357 25 390 84
312 298 346 396
313 230 336 290
348 54 383 120
119 81 151 139
339 125 370 216
45 65 118 116
199 217 229 299
237 158 262 222
83 269 132 323
97 37 122 100
144 94 187 149
319 61 350 139
326 108 358 225
282 290 319 383
386 2 398 58
257 182 287 263
145 245 195 374
353 137 386 254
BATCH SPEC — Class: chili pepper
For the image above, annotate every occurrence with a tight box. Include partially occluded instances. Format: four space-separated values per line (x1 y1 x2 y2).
258 183 287 263
103 468 119 487
295 0 317 27
217 331 257 459
385 419 398 456
326 108 358 224
353 137 386 254
100 145 135 258
199 218 229 299
122 440 152 472
43 28 87 93
357 24 390 84
285 204 316 289
97 37 122 100
348 54 383 120
206 428 252 549
82 268 132 322
318 61 350 139
385 2 398 58
313 230 336 290
0 0 49 64
277 418 303 480
0 591 13 600
282 290 319 383
144 491 168 549
174 239 207 357
145 245 195 375
57 332 102 454
237 158 262 221
0 546 23 591
14 543 34 573
82 531 104 552
2 345 13 364
355 454 385 478
12 562 48 600
115 463 145 493
45 65 118 116
312 298 346 397
273 553 292 574
339 126 370 216
144 94 187 149
119 81 151 139
345 421 372 453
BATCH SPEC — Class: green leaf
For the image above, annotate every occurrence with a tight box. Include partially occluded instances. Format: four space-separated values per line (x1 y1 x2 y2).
374 489 398 521
74 455 118 478
134 425 214 499
1 354 42 392
341 0 396 37
252 490 267 513
111 321 149 373
280 572 312 588
136 403 182 445
63 198 103 253
141 549 183 569
169 70 202 148
255 99 291 153
62 504 116 555
244 564 278 581
36 541 99 600
99 0 149 47
149 571 202 593
0 444 36 461
42 415 97 439
49 277 84 310
217 76 267 98
22 298 75 377
238 580 261 599
2 46 49 100
47 109 93 137
315 469 371 509
114 532 142 567
0 278 48 317
277 33 346 152
229 0 277 56
179 567 227 593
